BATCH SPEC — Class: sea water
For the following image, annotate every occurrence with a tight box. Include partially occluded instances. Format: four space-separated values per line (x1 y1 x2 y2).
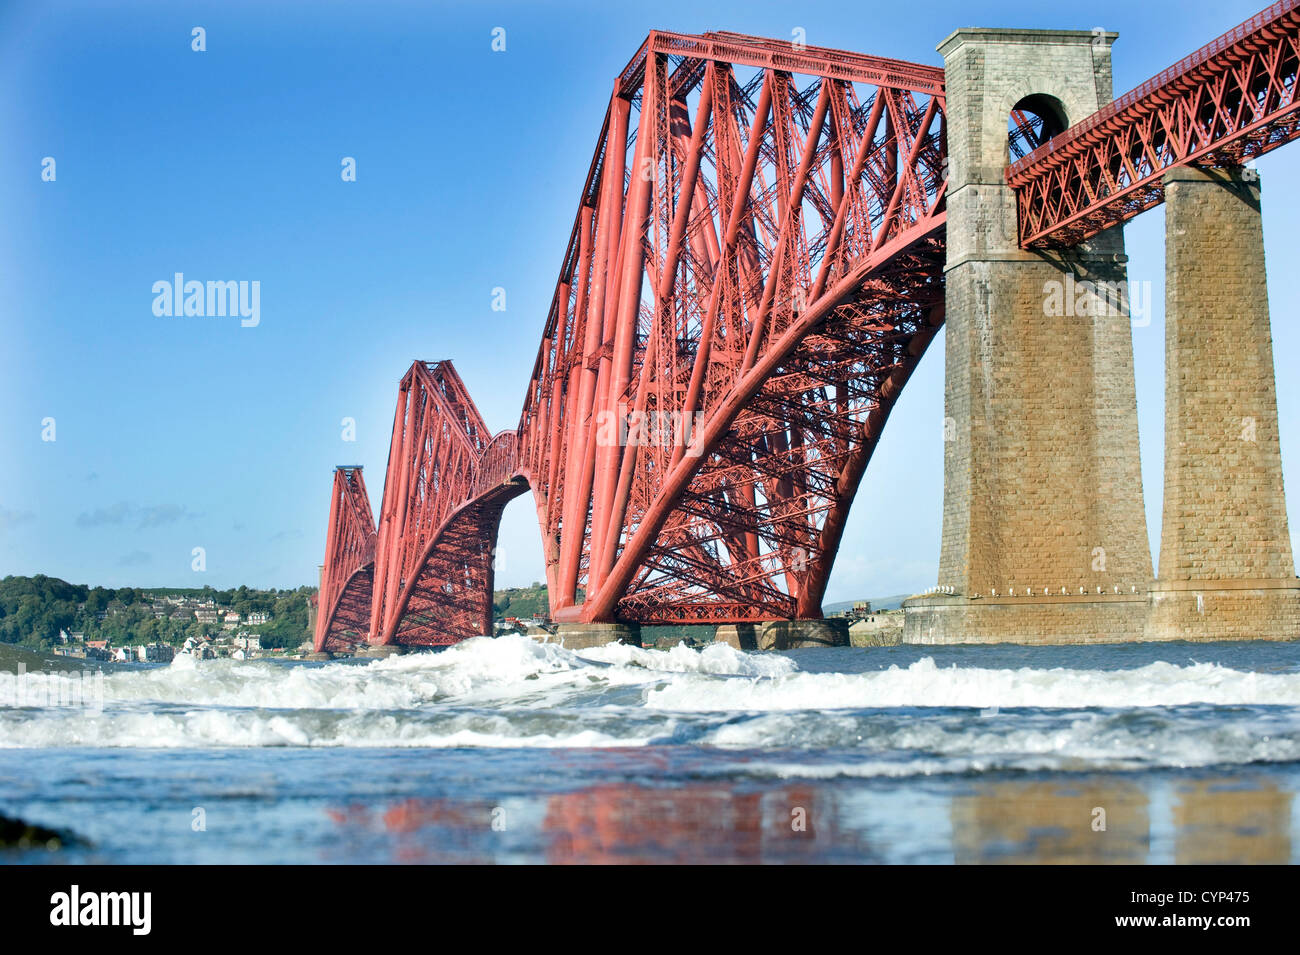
1 635 1297 863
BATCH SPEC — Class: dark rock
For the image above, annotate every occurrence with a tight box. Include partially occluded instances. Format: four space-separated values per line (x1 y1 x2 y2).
0 812 86 851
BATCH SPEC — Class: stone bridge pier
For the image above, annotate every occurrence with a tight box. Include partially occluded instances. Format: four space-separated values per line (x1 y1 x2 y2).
905 28 1152 644
1145 167 1300 640
906 28 1300 645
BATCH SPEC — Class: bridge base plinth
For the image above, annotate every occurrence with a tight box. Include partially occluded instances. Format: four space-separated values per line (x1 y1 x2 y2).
713 623 759 650
1145 583 1300 642
903 595 1147 645
551 623 641 650
356 643 405 658
848 618 904 647
303 652 333 661
757 619 849 650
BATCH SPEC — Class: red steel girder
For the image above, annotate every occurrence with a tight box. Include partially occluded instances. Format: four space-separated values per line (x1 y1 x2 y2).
615 31 945 97
517 31 948 626
313 466 377 653
1009 0 1300 247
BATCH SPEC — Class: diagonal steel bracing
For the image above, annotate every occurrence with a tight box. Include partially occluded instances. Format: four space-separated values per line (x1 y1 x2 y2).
1009 0 1300 246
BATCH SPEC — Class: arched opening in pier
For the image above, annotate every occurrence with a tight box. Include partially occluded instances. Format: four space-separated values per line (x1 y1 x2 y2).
1008 94 1068 161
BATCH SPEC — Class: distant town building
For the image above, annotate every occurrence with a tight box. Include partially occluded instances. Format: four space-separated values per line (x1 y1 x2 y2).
246 611 269 626
182 637 215 659
137 644 175 663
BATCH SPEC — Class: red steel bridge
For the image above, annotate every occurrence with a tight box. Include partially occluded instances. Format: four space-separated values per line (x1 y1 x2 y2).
314 1 1300 653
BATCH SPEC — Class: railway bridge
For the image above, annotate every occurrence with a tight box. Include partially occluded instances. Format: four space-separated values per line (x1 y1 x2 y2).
313 1 1300 654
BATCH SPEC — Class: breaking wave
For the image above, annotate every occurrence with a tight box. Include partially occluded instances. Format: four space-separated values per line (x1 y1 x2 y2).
1 636 1298 775
642 656 1300 711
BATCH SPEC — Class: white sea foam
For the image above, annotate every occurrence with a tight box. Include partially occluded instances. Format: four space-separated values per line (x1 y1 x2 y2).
0 705 659 749
703 707 1300 773
0 636 792 713
575 639 796 677
644 657 1300 712
1 638 1298 770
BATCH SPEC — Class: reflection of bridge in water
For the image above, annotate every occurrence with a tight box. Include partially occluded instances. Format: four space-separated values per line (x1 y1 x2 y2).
326 784 876 864
319 774 1295 864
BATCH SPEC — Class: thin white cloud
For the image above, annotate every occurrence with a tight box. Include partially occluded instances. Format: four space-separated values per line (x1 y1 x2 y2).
0 506 35 532
76 502 194 529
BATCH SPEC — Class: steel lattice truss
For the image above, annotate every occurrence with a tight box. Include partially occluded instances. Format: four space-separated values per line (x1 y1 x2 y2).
367 361 526 645
313 466 377 652
1009 0 1300 247
515 31 947 624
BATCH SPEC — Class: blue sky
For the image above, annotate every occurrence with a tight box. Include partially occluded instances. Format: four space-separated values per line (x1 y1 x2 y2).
2 0 1298 603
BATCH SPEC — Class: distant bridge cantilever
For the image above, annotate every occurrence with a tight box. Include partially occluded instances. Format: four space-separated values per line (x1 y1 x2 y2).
313 466 376 653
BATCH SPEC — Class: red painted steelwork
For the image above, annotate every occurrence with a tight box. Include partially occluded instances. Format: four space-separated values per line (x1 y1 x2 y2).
313 466 377 653
314 31 949 643
368 362 526 645
518 31 948 624
1009 0 1300 247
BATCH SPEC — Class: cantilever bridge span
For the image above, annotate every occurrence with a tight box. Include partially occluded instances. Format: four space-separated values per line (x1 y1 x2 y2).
315 2 1300 653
